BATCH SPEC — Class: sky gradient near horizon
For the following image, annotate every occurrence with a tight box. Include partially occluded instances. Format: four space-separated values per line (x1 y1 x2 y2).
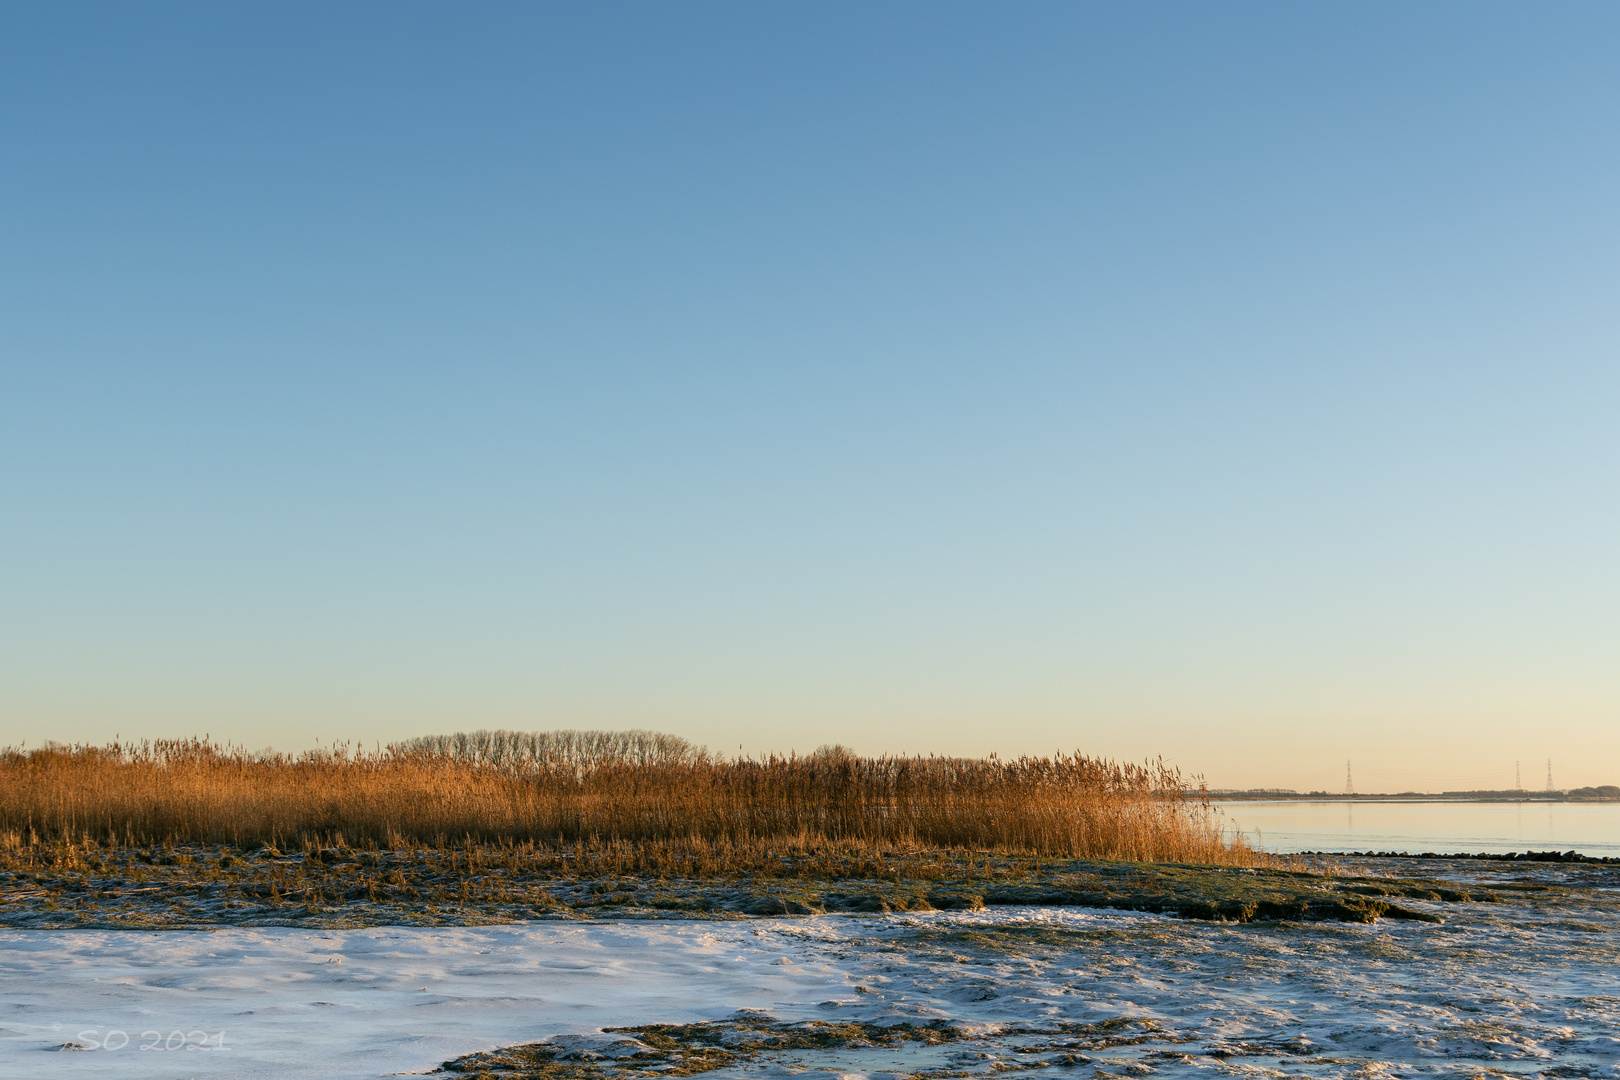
3 3 1618 791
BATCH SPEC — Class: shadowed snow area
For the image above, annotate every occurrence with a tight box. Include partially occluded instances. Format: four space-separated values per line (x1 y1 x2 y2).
2 879 1617 1079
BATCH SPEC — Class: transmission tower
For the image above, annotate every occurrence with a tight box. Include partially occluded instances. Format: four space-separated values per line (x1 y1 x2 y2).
1515 761 1522 791
1547 759 1553 793
1344 759 1353 796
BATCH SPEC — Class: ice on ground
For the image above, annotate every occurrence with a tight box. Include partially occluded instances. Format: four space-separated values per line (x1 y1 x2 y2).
2 875 1618 1080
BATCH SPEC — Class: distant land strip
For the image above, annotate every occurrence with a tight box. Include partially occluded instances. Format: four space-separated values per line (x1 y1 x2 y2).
1209 787 1619 801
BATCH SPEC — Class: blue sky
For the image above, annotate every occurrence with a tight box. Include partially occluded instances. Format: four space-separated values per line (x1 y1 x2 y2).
3 3 1617 790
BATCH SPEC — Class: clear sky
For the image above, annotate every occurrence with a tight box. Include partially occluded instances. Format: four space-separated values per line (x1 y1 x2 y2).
3 3 1618 791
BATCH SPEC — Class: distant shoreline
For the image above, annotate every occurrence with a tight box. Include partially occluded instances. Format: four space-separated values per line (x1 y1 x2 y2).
1207 791 1620 803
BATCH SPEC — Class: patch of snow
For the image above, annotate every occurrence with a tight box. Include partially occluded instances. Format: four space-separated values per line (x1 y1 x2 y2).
0 888 1616 1079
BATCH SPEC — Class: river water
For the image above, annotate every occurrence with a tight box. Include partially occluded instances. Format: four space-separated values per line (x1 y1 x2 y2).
1213 798 1620 857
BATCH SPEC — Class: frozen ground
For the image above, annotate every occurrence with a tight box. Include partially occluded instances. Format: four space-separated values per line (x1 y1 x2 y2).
2 864 1617 1080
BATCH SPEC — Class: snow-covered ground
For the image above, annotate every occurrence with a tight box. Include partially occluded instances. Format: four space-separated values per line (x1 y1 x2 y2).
3 880 1618 1079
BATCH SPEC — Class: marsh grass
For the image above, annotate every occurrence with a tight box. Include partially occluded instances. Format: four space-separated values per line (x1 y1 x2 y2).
0 736 1255 864
441 1015 1170 1080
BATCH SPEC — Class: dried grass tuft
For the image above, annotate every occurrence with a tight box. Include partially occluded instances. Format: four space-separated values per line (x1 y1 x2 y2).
0 735 1256 864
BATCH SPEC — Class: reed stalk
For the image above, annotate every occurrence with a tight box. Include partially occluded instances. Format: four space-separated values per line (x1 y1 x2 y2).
0 735 1252 864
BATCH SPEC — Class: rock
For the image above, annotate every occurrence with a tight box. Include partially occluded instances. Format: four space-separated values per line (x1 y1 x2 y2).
740 896 819 916
926 893 985 911
827 894 890 913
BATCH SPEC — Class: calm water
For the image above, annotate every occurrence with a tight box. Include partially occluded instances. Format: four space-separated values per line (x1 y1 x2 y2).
1213 798 1620 857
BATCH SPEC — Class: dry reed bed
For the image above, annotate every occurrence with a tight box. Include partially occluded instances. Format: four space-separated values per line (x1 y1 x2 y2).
0 739 1253 865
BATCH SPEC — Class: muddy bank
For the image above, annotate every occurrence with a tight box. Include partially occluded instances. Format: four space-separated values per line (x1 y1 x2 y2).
0 844 1512 929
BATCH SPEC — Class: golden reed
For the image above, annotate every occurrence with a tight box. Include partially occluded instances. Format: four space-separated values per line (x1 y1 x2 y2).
0 735 1253 864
